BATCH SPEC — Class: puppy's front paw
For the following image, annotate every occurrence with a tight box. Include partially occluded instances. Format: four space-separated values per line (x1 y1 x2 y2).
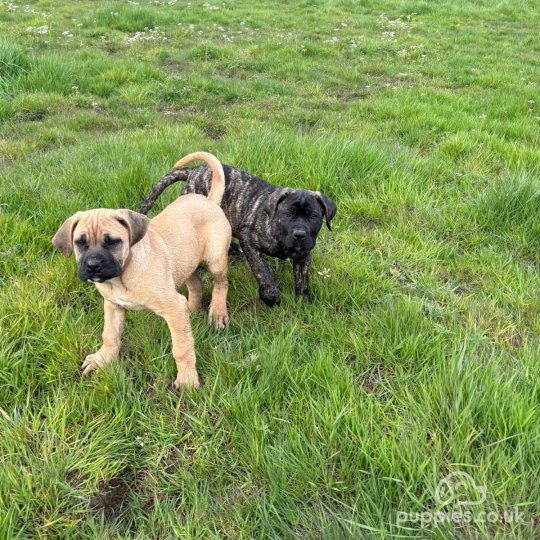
81 353 104 375
209 307 229 330
259 285 281 307
173 368 200 389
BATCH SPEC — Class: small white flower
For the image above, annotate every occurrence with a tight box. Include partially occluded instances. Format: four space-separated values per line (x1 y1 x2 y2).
317 268 331 279
479 113 487 120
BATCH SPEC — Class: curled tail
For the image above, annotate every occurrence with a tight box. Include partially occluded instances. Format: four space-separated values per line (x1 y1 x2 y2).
139 151 225 215
173 151 225 206
139 168 188 215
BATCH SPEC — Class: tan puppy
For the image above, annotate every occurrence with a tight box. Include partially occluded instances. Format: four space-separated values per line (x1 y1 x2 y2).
52 152 231 388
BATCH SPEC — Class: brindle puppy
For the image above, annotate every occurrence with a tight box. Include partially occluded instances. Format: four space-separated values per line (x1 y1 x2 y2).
140 163 336 306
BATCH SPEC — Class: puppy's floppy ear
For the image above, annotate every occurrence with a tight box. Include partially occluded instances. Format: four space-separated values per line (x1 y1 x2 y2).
265 189 294 220
115 210 150 246
313 192 337 230
52 212 83 257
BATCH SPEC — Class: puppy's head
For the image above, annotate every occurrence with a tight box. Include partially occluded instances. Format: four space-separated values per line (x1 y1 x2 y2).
52 209 149 283
267 189 336 257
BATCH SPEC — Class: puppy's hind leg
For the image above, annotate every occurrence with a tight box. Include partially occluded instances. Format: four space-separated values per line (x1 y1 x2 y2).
186 271 203 313
155 293 199 389
206 218 231 329
208 254 229 329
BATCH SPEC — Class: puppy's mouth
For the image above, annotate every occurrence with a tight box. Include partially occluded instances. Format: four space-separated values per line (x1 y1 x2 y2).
282 244 314 260
292 239 315 251
77 260 122 283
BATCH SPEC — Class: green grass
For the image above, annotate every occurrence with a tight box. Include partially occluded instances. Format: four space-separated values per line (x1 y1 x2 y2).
1 0 539 537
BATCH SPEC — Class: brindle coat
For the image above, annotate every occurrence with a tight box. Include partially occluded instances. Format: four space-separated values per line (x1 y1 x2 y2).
140 163 336 306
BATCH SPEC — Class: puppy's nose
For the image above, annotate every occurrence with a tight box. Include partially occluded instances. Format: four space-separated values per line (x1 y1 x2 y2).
293 229 306 239
86 257 102 273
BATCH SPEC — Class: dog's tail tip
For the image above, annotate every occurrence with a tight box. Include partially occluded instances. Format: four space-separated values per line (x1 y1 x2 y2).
173 151 216 170
174 151 225 206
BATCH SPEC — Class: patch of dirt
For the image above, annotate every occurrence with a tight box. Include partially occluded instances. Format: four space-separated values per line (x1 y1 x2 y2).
358 365 385 394
89 477 130 519
453 284 471 296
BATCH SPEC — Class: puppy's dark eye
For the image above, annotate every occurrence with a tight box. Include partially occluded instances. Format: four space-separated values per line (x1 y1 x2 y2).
75 237 88 250
103 236 122 248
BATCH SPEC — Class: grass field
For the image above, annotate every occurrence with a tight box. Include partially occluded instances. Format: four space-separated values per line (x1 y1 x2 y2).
1 0 539 537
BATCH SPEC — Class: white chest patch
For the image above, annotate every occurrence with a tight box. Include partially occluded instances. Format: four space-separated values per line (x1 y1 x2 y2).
113 298 144 311
95 279 145 311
